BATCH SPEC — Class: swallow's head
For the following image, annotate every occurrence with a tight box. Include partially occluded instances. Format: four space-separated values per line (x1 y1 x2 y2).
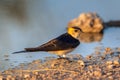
67 26 83 39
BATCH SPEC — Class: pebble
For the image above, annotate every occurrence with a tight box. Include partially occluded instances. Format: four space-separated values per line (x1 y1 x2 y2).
77 60 85 67
0 76 3 80
86 55 92 60
34 71 39 75
113 60 119 66
105 47 112 52
93 71 102 77
88 65 93 70
24 73 30 78
106 61 113 65
108 76 113 80
107 65 113 70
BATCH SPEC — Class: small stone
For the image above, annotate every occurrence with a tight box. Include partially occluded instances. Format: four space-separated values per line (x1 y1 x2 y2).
88 65 93 70
86 55 92 60
93 71 102 77
105 47 112 52
95 51 100 54
34 71 39 75
106 72 112 76
107 65 113 70
100 56 105 60
119 54 120 58
87 71 93 76
51 62 58 68
7 75 12 78
113 60 119 66
31 75 37 80
32 60 41 64
77 60 85 67
106 61 112 65
11 77 15 80
6 75 12 80
108 76 113 80
116 47 120 52
0 76 3 80
24 73 30 78
104 47 114 55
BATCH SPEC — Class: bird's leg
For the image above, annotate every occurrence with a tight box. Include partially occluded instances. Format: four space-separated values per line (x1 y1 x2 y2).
58 55 63 58
62 55 66 58
57 55 65 59
58 55 66 59
58 55 68 59
57 55 72 62
62 55 70 60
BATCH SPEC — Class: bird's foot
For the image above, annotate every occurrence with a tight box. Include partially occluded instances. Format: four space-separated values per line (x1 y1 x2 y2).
58 55 67 59
57 55 72 62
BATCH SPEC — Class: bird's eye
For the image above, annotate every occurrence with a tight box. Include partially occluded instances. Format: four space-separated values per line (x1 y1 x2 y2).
74 29 78 32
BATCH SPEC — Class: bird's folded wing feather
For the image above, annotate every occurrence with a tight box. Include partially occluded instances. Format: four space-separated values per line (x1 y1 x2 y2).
25 33 80 52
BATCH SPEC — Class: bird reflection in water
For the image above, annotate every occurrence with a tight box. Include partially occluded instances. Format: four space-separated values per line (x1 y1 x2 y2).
78 32 103 43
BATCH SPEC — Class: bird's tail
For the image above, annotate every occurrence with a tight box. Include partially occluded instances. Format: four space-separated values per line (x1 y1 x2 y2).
12 47 41 54
12 50 28 54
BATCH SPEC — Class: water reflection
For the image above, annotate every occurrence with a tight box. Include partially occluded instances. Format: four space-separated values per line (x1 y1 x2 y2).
79 32 103 43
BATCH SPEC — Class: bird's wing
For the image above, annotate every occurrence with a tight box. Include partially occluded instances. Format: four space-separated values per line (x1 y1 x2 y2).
25 33 80 52
35 39 77 51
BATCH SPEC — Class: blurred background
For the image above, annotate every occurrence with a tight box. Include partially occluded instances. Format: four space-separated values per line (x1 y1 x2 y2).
0 0 120 71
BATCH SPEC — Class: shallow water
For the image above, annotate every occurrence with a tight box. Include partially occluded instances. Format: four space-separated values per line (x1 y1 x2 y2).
0 0 120 71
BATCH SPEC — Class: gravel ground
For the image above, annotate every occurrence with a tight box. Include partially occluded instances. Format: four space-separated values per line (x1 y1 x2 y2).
0 47 120 80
